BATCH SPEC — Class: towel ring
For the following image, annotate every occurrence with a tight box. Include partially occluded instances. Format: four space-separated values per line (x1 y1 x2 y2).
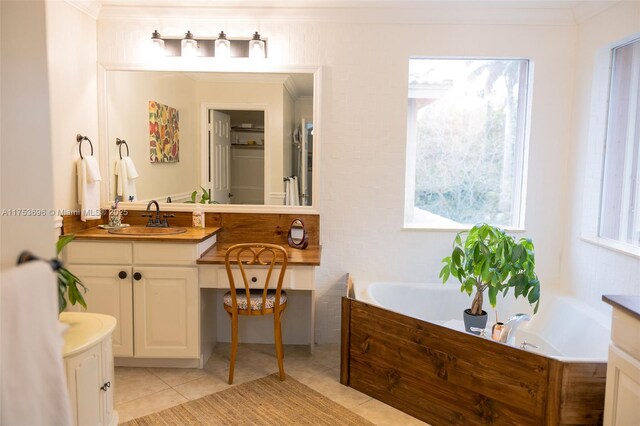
17 251 62 271
116 138 129 159
76 134 94 159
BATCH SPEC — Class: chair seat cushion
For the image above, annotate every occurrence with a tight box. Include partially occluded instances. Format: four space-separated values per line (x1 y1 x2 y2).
224 290 287 310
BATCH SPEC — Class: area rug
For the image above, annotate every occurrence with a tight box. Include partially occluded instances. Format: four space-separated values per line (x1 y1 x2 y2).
121 373 375 425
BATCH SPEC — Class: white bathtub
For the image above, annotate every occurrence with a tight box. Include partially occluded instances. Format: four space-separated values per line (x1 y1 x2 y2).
354 281 610 362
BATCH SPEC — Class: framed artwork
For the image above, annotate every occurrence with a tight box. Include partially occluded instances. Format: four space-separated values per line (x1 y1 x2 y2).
149 101 179 163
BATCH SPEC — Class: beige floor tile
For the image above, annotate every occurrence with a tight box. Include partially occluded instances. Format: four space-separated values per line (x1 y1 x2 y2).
293 369 371 409
351 398 430 426
116 388 188 423
113 368 170 406
173 375 233 400
147 367 210 387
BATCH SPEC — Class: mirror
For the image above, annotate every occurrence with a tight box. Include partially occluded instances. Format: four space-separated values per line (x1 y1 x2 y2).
287 219 308 249
103 68 316 209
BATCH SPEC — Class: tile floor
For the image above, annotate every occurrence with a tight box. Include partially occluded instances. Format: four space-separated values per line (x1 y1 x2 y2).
114 343 428 425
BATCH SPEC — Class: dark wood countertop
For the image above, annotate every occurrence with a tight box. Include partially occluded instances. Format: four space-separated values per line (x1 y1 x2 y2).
197 243 321 266
66 226 221 243
603 295 640 321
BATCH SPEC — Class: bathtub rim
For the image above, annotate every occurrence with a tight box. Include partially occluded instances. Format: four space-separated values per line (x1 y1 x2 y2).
352 280 610 363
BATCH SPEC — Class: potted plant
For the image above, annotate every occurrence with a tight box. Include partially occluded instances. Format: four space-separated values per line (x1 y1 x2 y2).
57 235 87 314
439 223 540 334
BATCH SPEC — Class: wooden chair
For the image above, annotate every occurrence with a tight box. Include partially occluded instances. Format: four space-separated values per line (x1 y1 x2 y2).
223 243 288 384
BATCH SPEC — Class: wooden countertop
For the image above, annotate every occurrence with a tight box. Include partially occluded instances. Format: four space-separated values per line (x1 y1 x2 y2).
603 295 640 321
67 226 221 243
197 243 321 266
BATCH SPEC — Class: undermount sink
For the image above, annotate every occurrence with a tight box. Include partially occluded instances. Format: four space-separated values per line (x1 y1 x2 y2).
108 226 188 236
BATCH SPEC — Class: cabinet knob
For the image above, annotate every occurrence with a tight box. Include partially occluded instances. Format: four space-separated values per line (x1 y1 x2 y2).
133 272 142 281
118 271 127 279
251 276 258 283
100 381 111 392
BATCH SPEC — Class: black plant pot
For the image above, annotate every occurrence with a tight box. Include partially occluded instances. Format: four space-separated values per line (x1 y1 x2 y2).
463 309 488 335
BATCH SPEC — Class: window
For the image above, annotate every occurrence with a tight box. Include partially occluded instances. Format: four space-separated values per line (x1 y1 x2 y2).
405 58 531 229
599 37 640 248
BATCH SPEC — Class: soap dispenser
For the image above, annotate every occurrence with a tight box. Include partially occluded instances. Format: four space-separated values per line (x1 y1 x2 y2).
192 205 204 228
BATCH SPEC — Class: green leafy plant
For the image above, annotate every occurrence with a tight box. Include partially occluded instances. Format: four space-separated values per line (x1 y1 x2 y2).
186 186 212 204
439 223 540 316
57 235 87 313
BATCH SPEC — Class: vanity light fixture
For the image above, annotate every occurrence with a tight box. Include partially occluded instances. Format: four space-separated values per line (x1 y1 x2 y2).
151 30 165 56
150 30 267 59
181 31 198 57
249 32 266 59
214 31 231 59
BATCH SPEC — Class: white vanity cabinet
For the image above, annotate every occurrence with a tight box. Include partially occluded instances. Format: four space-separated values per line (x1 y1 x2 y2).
65 237 214 363
60 312 117 426
603 295 640 426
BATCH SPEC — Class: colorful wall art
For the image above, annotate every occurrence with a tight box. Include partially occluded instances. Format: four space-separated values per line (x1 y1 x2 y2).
149 101 179 163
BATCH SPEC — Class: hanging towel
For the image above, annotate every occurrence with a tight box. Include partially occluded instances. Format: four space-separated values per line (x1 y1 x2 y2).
284 179 291 206
84 155 101 183
123 156 139 179
77 157 102 221
291 176 300 206
115 158 137 201
1 261 73 425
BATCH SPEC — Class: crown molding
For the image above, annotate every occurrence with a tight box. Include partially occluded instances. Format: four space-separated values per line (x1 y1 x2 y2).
97 2 583 25
64 0 102 19
572 0 620 24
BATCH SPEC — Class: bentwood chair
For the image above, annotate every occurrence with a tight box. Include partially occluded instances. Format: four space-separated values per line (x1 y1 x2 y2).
223 243 289 384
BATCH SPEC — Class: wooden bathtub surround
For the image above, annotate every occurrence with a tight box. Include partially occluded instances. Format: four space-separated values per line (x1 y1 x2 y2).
341 297 606 426
223 244 289 384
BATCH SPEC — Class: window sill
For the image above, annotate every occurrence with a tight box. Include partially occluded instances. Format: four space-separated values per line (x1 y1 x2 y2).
580 236 640 259
402 223 527 233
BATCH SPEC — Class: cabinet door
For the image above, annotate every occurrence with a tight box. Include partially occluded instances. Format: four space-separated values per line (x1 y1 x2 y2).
133 267 199 358
604 344 640 425
66 344 103 426
69 265 134 357
101 335 115 425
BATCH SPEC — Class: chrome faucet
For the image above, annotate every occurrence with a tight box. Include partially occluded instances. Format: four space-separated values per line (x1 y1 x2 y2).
499 313 531 346
143 200 173 227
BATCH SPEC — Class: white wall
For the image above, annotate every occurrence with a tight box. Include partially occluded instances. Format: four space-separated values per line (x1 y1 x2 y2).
564 2 640 315
106 71 198 201
96 13 577 343
46 0 98 212
0 0 56 268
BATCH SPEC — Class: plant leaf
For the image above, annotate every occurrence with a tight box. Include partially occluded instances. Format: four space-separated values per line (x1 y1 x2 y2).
56 234 76 255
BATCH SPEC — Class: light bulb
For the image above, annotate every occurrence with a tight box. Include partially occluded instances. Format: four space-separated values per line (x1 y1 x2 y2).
215 31 230 59
249 32 265 59
151 30 165 57
181 31 198 57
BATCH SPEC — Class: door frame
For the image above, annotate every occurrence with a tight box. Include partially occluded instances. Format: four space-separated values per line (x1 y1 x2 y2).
200 103 269 205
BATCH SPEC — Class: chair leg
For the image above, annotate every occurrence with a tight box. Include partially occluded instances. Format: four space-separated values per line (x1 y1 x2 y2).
229 312 238 384
274 310 285 380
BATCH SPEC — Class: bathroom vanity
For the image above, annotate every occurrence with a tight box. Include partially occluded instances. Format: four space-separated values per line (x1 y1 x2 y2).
60 312 117 426
602 295 640 425
61 211 321 367
63 226 220 367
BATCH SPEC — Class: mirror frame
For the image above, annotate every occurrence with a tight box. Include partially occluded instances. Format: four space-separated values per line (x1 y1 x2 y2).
97 62 322 214
287 219 309 249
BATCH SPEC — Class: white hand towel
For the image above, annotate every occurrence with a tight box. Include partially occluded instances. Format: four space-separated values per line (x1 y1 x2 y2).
123 156 139 180
291 176 300 206
1 261 73 425
77 158 102 221
84 155 102 183
115 159 137 201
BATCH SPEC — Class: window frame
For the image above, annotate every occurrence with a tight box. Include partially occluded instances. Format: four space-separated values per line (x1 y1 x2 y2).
403 56 534 232
582 33 640 259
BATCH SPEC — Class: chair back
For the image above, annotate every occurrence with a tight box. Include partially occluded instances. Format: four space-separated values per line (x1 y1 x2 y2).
224 243 288 314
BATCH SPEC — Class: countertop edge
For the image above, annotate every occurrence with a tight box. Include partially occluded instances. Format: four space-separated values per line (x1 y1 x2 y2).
65 226 221 243
602 294 640 321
